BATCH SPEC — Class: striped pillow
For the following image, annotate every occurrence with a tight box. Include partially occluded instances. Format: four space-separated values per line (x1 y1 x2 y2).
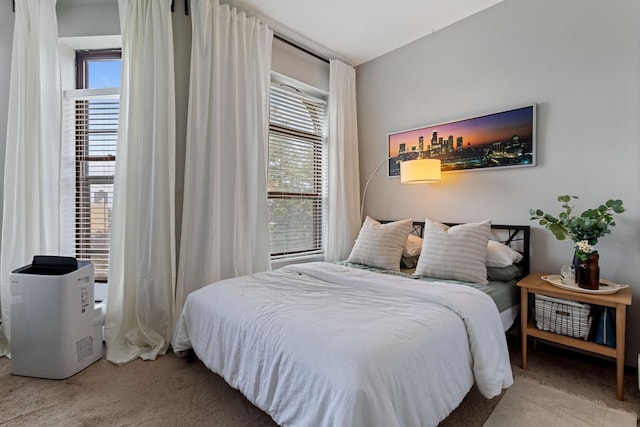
347 217 413 271
415 219 491 284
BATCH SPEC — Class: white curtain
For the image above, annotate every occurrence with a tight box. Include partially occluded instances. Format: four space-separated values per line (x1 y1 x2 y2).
175 0 273 318
0 0 72 357
105 0 176 365
324 59 361 262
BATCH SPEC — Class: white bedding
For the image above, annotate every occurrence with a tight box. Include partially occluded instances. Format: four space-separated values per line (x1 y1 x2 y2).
172 262 513 427
500 304 520 331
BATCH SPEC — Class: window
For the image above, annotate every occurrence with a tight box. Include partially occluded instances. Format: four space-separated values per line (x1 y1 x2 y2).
73 50 121 281
268 82 327 260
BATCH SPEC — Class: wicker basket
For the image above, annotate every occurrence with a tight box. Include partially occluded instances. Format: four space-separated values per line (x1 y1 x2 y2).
534 294 592 339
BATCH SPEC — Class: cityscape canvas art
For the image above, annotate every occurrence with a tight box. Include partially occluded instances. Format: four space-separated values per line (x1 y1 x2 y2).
387 105 536 176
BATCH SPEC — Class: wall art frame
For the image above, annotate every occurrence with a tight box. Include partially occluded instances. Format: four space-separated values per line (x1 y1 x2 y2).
387 104 536 177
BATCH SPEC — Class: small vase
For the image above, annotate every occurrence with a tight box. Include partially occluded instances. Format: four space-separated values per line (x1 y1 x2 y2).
576 252 599 290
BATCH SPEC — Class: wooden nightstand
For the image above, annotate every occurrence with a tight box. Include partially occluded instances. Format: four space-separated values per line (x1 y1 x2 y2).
517 273 633 400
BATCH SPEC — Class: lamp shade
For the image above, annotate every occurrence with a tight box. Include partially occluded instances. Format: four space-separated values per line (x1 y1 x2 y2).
400 158 441 184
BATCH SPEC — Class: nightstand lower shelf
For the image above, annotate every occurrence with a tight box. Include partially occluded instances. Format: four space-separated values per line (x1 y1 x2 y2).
525 319 617 358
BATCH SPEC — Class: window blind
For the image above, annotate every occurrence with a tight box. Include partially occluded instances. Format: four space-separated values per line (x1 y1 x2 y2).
268 84 327 259
65 88 119 281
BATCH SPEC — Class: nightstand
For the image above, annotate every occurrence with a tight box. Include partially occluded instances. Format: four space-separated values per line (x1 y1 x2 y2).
517 273 632 400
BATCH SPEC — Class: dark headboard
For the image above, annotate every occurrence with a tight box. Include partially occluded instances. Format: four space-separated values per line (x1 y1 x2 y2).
381 220 530 278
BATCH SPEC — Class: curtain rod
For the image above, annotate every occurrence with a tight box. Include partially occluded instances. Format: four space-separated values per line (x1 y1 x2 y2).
10 0 188 14
274 34 329 64
170 2 328 64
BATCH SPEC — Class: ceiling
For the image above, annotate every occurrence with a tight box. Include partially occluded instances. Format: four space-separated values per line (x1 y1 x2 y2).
225 0 504 66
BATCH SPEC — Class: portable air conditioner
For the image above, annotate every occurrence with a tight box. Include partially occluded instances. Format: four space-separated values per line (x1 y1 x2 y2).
10 256 105 379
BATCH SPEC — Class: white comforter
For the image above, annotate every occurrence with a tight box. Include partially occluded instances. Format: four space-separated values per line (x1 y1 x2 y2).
172 262 513 427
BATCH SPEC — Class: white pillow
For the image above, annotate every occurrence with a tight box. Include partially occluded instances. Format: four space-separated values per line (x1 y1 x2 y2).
415 219 491 284
486 240 524 267
347 217 413 271
403 234 423 257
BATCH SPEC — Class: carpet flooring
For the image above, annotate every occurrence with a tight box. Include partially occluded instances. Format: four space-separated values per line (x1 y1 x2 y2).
442 336 639 426
0 336 638 426
483 377 636 426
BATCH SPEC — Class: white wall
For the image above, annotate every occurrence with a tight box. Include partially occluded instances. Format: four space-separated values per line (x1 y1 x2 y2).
57 0 120 37
272 38 329 93
357 0 640 364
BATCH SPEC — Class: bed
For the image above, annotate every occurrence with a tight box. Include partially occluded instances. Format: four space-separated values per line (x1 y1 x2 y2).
172 219 530 427
381 220 529 332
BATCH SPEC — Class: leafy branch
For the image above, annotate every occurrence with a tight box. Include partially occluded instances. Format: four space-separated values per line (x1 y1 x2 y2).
529 195 625 245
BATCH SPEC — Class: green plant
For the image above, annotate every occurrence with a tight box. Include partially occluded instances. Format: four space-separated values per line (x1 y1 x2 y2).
529 195 625 245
